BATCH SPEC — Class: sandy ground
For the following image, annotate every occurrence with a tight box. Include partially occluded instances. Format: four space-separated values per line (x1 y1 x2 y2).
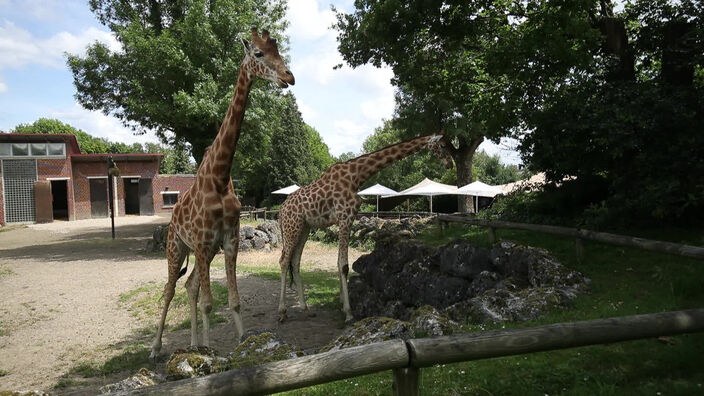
0 216 361 394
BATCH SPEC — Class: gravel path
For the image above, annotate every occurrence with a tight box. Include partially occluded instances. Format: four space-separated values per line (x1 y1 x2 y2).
0 216 359 393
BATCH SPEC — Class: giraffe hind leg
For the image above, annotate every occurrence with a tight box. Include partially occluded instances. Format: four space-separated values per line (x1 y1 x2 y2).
291 226 311 313
150 234 188 360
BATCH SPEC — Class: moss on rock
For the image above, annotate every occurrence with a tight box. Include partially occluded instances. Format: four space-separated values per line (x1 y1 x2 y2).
320 317 412 352
166 346 227 380
227 332 303 370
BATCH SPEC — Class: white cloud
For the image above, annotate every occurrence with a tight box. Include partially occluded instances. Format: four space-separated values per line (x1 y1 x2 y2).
478 137 522 165
286 0 337 41
0 81 7 93
50 104 160 146
296 99 318 121
329 119 371 155
0 20 120 70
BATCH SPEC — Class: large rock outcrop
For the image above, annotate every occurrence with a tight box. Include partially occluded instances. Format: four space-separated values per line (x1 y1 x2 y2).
349 239 589 324
309 215 433 249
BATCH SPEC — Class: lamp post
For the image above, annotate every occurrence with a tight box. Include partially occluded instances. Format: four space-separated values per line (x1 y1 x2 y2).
107 156 120 239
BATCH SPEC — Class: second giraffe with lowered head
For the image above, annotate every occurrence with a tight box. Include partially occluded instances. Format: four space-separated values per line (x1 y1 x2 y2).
277 134 454 323
150 28 294 359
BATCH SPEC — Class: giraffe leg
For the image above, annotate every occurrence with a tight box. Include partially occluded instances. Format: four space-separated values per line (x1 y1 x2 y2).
278 219 304 323
291 226 311 313
224 225 244 341
337 221 354 323
193 248 214 347
185 264 200 347
150 232 188 360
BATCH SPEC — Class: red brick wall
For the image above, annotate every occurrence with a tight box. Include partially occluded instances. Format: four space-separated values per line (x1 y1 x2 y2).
37 158 74 221
71 160 160 220
152 174 196 213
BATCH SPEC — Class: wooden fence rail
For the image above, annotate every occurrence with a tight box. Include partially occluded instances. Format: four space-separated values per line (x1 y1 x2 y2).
118 309 704 396
436 215 704 260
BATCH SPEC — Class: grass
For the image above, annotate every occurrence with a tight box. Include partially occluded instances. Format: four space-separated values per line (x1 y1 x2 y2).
238 265 342 310
0 369 7 377
279 223 704 395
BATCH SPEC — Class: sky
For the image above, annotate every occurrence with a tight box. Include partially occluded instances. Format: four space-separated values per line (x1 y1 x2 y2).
0 0 520 164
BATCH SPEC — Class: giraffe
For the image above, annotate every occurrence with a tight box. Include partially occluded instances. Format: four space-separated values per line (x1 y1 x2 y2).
277 134 453 323
150 27 294 359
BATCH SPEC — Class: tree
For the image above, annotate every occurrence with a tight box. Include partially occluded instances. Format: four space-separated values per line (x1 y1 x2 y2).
305 125 335 180
335 1 537 211
10 118 112 153
68 0 288 163
266 93 313 199
517 0 704 223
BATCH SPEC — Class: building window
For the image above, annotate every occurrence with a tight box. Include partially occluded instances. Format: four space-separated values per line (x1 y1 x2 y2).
162 192 179 207
47 143 65 156
12 143 29 156
0 142 66 158
31 143 47 156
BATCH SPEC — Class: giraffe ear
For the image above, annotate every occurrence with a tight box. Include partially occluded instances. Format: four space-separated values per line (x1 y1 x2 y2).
241 38 251 52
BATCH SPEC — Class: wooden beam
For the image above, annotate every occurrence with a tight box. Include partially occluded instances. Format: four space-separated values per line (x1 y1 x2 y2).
407 309 704 368
116 340 409 396
437 215 704 260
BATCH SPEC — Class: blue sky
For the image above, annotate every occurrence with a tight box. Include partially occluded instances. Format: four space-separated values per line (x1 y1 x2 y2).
0 0 520 163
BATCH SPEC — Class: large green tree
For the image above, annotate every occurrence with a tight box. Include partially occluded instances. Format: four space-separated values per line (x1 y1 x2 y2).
334 1 549 211
68 0 288 163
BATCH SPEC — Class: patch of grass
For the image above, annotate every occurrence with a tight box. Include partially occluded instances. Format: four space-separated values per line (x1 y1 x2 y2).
53 377 87 389
120 280 232 332
239 265 341 310
281 224 704 395
69 344 151 378
0 265 13 277
0 369 7 377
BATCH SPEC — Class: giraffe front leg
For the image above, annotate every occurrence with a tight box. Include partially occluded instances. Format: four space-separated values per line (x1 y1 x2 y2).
337 224 354 323
224 228 244 341
194 248 213 347
278 245 293 323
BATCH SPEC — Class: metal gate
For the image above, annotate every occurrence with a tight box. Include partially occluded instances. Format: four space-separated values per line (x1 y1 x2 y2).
2 159 37 223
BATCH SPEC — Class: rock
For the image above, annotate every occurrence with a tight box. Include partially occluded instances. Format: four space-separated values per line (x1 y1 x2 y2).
411 305 458 337
320 317 413 352
227 330 303 370
145 225 169 252
254 230 270 243
166 346 227 380
0 391 49 396
252 236 266 249
239 239 253 252
99 368 165 394
241 226 256 239
349 238 590 326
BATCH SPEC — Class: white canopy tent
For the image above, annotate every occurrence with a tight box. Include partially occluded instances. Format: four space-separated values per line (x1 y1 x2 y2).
271 184 300 195
454 180 504 213
394 178 458 213
358 183 398 213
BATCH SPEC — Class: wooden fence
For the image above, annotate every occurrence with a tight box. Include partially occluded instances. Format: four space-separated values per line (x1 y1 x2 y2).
436 214 704 261
116 309 704 395
240 209 436 221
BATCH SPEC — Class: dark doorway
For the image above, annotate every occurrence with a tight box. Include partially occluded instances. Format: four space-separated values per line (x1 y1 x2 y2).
139 178 154 215
51 180 68 220
89 178 108 218
124 178 140 215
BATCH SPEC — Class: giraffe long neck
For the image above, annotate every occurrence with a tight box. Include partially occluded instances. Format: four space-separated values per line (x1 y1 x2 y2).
349 135 433 187
198 59 253 191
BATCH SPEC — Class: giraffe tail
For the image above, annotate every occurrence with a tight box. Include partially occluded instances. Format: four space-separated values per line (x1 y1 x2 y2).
178 254 189 279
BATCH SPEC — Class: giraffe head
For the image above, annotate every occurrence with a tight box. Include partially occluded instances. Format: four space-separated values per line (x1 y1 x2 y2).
241 27 295 88
426 134 454 169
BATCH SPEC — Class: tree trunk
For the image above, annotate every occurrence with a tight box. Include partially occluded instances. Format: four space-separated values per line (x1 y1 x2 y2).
454 136 483 213
662 21 694 87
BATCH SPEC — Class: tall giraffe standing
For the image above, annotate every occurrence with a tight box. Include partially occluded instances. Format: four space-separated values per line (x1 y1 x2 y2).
277 134 453 322
150 28 294 359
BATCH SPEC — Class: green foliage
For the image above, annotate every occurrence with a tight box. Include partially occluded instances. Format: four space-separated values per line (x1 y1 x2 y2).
69 0 289 162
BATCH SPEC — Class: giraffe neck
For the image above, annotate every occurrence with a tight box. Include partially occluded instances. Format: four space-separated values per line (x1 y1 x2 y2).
348 135 433 187
198 58 253 191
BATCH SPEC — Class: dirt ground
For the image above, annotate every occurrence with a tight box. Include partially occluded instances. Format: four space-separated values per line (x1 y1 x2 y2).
0 216 361 394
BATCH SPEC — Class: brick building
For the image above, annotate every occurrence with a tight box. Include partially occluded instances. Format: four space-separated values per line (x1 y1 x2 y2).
0 133 195 226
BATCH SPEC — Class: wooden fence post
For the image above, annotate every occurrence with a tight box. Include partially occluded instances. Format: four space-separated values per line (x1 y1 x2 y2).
392 367 419 396
263 209 267 220
575 237 585 262
488 227 497 245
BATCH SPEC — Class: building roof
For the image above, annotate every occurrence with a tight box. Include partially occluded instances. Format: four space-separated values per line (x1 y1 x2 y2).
0 133 81 154
71 153 163 163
